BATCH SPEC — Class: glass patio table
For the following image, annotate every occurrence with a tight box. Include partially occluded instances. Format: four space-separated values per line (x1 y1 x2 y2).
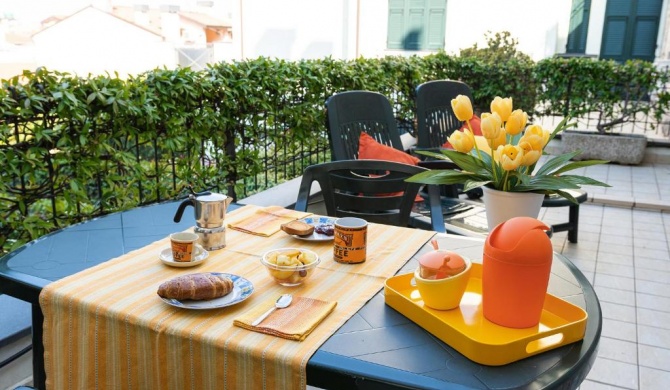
0 200 601 389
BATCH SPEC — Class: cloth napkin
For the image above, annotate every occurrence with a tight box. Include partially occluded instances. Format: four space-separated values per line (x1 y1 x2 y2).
234 296 337 341
227 206 312 236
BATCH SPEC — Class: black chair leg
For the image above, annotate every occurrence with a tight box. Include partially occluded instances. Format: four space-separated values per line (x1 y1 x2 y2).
32 303 46 390
568 204 579 243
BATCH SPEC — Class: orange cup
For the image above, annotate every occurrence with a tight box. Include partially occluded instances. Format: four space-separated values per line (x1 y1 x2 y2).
170 232 200 262
333 217 367 264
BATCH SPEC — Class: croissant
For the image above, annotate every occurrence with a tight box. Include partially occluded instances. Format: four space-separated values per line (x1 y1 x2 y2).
157 273 234 300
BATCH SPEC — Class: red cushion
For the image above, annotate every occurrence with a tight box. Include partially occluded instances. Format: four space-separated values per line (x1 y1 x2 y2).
358 132 420 165
357 132 423 202
443 115 481 149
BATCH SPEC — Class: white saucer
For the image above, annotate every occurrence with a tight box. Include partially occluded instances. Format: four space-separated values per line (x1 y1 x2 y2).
291 216 337 241
159 245 209 267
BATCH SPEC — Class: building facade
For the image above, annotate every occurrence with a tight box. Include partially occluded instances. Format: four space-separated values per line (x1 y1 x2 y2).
2 0 669 79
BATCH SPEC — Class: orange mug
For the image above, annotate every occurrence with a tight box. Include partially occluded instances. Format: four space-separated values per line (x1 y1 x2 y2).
170 232 200 262
333 217 367 264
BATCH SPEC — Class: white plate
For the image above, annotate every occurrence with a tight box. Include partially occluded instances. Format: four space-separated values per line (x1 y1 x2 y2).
159 273 254 310
291 216 337 241
159 245 209 267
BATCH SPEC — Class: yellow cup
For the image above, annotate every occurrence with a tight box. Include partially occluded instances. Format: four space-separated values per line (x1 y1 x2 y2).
170 232 200 262
414 257 472 310
333 217 367 264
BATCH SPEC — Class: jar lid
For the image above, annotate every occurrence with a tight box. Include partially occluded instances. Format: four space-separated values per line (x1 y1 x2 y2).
418 250 466 279
485 217 552 265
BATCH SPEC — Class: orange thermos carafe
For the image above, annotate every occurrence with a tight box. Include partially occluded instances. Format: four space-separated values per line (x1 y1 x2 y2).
482 217 553 328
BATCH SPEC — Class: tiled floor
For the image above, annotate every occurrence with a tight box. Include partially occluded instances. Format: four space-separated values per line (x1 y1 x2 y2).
539 161 670 390
3 160 670 390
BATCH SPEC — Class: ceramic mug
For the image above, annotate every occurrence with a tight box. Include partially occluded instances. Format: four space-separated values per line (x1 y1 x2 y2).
333 217 367 264
170 232 200 262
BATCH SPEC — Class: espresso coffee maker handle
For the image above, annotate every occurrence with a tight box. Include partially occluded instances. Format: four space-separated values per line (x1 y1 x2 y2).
173 198 195 223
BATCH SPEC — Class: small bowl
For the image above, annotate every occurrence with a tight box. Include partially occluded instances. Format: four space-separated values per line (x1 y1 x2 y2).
260 248 320 286
414 256 472 310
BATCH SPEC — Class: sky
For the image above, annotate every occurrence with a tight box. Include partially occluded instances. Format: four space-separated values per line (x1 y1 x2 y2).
0 0 93 22
1 0 228 23
0 0 218 23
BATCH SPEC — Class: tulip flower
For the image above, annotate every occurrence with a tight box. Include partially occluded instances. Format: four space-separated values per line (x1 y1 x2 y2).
451 95 474 122
447 129 475 153
488 127 507 150
480 112 502 140
519 133 544 166
494 144 524 171
406 95 610 198
519 133 544 150
504 109 528 135
518 136 543 166
524 124 550 146
491 97 513 122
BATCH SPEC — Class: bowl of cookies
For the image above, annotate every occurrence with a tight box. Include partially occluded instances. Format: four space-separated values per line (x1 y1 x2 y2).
260 248 320 286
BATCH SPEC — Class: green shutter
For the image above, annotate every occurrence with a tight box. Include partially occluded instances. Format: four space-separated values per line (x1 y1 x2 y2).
600 0 660 62
387 0 445 51
387 0 406 49
426 0 445 50
406 3 425 50
632 19 658 57
566 0 591 53
602 18 627 57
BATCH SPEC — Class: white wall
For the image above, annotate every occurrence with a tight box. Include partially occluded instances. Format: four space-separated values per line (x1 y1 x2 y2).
586 0 607 56
180 18 208 47
32 7 175 77
357 0 389 58
236 0 349 60
233 0 574 62
441 0 573 61
350 0 574 60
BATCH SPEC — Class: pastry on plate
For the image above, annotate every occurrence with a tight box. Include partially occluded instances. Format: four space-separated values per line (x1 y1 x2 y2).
157 273 234 300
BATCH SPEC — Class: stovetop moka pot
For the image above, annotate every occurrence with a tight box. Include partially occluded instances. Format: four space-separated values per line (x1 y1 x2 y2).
173 190 233 250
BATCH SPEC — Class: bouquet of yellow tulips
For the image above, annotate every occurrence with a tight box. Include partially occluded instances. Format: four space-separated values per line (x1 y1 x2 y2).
408 95 610 203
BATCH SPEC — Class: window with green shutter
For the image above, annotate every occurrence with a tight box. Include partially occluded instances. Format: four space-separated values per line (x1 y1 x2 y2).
387 0 446 51
600 0 661 62
566 0 591 53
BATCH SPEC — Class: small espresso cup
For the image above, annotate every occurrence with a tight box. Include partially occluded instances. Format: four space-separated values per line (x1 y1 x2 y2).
333 217 368 264
170 232 200 262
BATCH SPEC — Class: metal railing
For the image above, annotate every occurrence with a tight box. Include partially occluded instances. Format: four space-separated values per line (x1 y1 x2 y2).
3 84 670 255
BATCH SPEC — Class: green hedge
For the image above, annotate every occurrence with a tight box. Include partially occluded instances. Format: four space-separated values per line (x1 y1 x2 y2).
534 57 670 131
1 54 668 254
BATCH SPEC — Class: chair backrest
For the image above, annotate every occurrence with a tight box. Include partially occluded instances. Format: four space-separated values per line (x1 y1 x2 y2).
415 80 474 149
325 91 404 160
294 159 445 232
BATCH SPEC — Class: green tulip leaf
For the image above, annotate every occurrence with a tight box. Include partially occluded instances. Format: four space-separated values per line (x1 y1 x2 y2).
553 159 610 175
534 152 581 176
406 170 481 185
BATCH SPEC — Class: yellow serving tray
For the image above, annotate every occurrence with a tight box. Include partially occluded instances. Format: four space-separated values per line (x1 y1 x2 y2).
384 263 587 366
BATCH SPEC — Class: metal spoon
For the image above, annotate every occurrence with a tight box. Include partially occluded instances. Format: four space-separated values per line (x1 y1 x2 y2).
251 294 293 326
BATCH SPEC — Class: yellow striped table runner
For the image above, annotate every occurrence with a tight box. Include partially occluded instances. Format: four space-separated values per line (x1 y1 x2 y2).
40 204 435 390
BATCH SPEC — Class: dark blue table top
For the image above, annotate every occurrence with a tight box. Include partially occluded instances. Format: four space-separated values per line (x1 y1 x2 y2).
0 200 601 390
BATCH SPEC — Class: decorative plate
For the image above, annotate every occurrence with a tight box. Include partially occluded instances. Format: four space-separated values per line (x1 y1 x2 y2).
159 246 209 267
159 273 254 310
291 216 337 241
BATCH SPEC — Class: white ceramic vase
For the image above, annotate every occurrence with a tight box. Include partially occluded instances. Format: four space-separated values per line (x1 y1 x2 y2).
481 186 544 231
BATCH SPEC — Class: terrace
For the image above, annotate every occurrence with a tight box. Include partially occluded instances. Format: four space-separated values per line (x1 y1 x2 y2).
2 57 670 389
2 141 670 390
